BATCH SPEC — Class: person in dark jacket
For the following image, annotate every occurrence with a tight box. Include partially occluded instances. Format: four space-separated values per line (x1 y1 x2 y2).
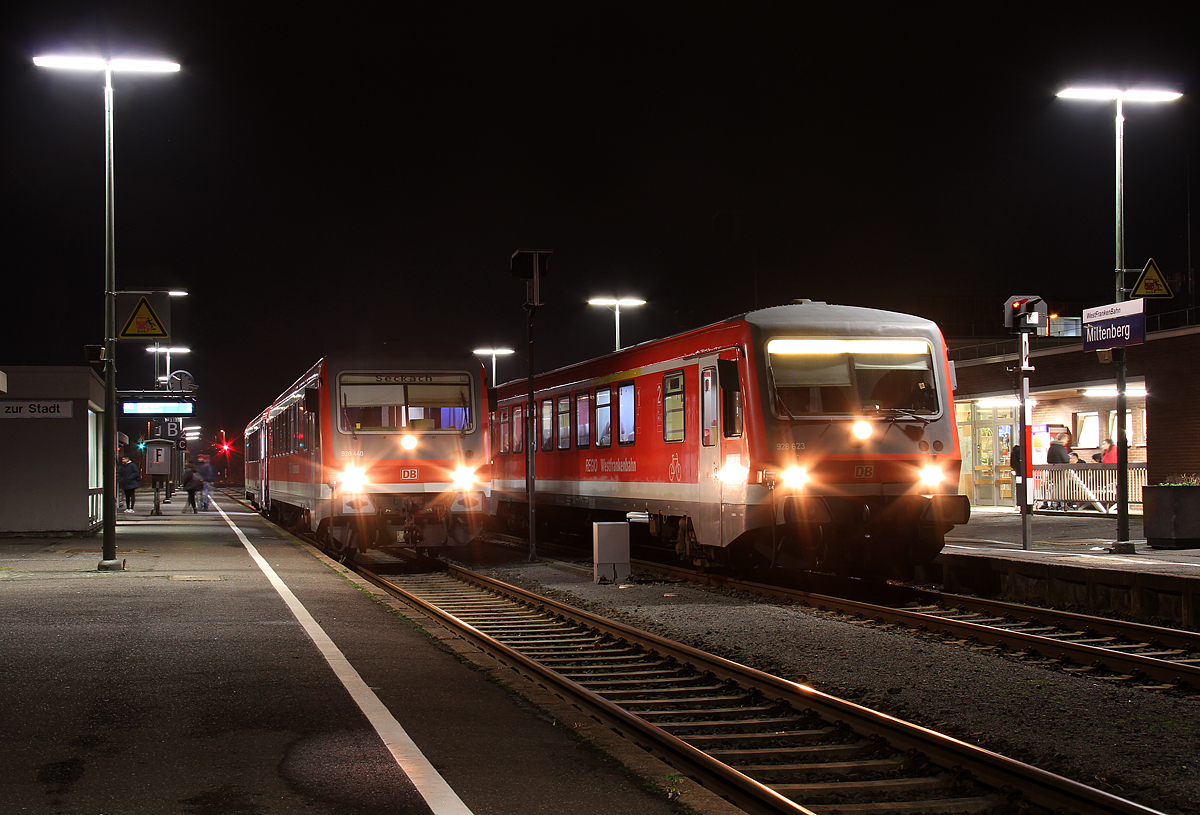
119 455 141 512
181 461 202 514
198 455 215 510
1047 433 1071 464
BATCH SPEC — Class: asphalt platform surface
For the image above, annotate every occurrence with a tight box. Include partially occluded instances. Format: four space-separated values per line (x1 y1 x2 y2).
0 492 686 815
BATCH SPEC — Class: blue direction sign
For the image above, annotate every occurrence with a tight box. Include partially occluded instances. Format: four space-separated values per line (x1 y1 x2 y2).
1083 298 1145 352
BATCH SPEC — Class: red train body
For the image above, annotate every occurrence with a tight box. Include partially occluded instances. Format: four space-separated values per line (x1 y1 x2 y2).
492 302 970 574
244 354 492 558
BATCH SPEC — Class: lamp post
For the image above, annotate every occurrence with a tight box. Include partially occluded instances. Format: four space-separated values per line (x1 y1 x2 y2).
35 55 180 570
1057 86 1181 547
587 298 646 351
147 345 191 389
472 347 515 384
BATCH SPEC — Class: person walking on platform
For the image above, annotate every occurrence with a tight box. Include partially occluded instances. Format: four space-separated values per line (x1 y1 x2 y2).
198 455 215 510
119 454 141 513
182 460 203 514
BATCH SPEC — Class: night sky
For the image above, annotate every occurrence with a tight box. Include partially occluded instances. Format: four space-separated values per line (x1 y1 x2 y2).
1 2 1196 451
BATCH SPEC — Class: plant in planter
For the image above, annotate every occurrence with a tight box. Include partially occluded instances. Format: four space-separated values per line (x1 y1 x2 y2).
1143 475 1200 549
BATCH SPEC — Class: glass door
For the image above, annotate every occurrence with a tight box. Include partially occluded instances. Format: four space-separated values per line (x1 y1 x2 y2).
972 407 1015 507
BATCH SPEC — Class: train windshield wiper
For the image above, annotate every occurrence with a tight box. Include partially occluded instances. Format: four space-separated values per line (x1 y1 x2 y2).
865 406 933 425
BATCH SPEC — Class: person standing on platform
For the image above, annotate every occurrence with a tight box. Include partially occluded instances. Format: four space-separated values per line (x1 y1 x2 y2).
119 454 141 513
1101 438 1118 463
181 460 202 514
1047 433 1071 464
198 455 215 510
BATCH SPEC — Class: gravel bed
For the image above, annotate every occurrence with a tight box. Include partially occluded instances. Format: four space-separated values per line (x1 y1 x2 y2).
474 561 1200 815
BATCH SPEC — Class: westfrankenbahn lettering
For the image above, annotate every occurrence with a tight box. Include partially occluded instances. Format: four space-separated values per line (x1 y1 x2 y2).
1085 323 1133 343
599 459 637 473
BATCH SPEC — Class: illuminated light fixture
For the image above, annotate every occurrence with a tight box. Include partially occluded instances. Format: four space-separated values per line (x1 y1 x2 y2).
767 339 929 355
451 466 477 491
717 462 750 485
781 466 809 489
919 465 945 487
400 434 418 450
473 347 515 383
1081 387 1148 398
1057 88 1182 102
34 56 181 72
342 465 367 493
588 298 646 351
851 421 873 440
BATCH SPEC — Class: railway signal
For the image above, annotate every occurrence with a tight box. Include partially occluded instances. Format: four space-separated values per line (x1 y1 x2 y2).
1005 294 1043 550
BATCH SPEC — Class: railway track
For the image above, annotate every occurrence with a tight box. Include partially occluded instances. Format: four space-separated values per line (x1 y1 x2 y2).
356 559 1164 815
634 560 1200 693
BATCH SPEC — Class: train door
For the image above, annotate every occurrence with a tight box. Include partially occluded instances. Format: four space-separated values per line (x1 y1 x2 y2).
259 421 271 510
697 362 723 545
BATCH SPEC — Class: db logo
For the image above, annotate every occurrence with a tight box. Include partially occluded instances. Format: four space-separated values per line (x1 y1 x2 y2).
854 465 874 479
400 468 419 480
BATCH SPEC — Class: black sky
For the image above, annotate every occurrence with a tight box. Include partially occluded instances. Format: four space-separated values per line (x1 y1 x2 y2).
1 2 1197 448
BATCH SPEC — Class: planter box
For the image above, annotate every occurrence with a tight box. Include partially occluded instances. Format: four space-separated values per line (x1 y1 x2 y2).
1142 485 1200 549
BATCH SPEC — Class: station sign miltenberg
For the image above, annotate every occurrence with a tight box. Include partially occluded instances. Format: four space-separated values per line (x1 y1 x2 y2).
1083 298 1145 352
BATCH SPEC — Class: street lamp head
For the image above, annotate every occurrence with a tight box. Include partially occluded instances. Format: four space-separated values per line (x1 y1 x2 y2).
472 348 515 356
34 56 181 72
1057 87 1182 103
588 298 646 307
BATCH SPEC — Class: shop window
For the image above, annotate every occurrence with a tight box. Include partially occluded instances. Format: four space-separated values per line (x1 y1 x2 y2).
575 391 590 448
663 371 684 442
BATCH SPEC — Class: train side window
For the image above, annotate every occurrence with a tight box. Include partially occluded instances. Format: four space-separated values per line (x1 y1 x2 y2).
618 381 636 445
575 391 591 449
513 404 524 453
701 368 718 447
556 396 571 450
595 387 612 448
499 408 511 454
663 370 684 443
540 399 554 452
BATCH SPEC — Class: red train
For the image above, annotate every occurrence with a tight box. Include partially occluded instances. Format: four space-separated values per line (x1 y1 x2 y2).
244 354 493 558
491 301 970 574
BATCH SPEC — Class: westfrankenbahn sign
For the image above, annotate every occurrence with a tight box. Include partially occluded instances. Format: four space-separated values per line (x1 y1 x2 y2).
1083 298 1145 352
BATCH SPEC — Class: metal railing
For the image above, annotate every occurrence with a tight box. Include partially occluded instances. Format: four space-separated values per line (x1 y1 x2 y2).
1031 463 1146 513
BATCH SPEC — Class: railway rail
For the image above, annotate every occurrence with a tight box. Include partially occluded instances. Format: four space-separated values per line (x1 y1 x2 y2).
354 557 1164 815
633 560 1200 693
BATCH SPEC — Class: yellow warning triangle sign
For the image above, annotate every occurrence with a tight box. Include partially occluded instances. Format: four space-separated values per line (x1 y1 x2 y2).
1130 258 1174 299
118 296 169 338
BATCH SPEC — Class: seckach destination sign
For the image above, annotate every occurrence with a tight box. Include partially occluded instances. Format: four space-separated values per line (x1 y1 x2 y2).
1083 298 1145 352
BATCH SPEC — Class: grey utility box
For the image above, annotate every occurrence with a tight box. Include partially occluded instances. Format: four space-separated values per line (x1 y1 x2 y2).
593 522 631 583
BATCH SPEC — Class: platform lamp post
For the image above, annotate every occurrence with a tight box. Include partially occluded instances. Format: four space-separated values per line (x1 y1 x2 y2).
147 345 191 389
1057 87 1181 549
34 55 180 571
587 298 646 351
473 347 515 385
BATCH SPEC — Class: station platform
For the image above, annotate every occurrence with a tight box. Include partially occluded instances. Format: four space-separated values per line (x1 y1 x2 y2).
936 506 1200 627
0 492 695 815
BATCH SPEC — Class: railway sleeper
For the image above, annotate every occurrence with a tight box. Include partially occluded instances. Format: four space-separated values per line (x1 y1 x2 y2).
771 771 955 797
633 702 785 717
802 794 1006 815
680 726 842 743
739 756 908 778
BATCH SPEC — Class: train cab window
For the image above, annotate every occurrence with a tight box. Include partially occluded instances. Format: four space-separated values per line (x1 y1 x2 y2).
701 368 718 447
513 404 524 453
337 373 473 432
618 381 636 445
540 399 554 452
499 408 511 454
663 371 684 443
575 391 591 449
595 387 612 448
765 339 937 418
556 396 571 450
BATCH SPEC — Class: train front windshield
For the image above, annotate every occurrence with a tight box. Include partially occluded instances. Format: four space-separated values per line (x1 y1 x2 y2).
767 339 938 417
338 373 473 432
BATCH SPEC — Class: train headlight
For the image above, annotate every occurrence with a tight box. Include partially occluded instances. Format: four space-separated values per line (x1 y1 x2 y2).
851 420 873 441
919 465 945 487
781 466 809 489
717 463 750 485
342 465 368 493
400 434 418 450
451 465 477 491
